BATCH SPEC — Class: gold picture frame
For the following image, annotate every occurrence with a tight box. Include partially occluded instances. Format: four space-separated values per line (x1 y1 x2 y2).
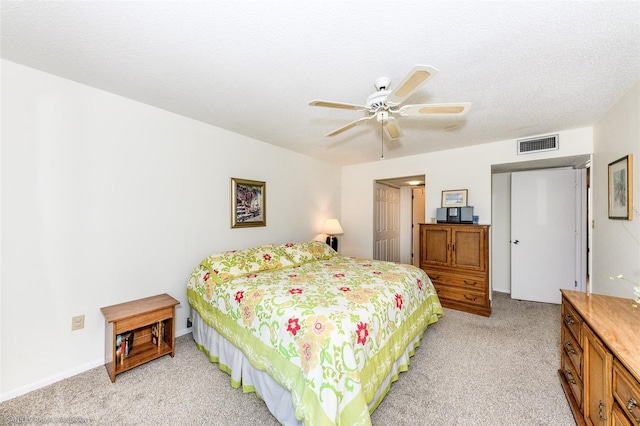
608 154 633 220
441 189 468 208
231 178 266 228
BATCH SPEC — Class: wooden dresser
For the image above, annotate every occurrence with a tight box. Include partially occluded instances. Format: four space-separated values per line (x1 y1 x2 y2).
419 223 491 316
559 290 640 426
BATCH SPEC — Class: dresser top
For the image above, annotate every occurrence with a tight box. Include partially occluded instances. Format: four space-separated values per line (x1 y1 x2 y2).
561 289 640 380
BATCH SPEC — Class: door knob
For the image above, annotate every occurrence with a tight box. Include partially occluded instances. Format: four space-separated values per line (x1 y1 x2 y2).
513 240 520 245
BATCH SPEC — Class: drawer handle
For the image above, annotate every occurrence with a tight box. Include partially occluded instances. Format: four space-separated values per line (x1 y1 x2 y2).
463 280 478 286
463 294 478 301
599 400 607 422
563 313 575 326
564 369 576 385
564 341 576 355
627 397 640 424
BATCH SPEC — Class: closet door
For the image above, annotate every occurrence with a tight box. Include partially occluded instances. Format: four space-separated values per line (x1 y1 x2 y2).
511 168 577 304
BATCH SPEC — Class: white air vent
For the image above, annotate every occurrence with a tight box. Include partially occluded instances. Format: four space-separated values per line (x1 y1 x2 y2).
517 134 559 155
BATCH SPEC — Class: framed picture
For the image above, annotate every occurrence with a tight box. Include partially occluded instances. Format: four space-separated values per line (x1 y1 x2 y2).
608 154 633 220
231 178 266 228
441 189 468 208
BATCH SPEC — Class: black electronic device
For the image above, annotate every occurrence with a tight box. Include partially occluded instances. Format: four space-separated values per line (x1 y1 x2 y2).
447 207 461 223
441 206 474 224
460 206 474 223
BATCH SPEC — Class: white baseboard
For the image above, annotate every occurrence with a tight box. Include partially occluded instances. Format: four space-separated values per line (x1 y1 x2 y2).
1 329 193 403
176 327 192 337
0 358 104 403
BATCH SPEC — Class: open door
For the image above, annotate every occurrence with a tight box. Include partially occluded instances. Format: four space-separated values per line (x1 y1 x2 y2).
412 187 425 266
510 168 579 304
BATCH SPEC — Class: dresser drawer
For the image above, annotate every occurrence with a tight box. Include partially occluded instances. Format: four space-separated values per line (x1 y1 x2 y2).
561 299 582 344
115 306 174 334
612 402 634 426
424 269 487 290
613 359 640 425
433 283 487 307
562 353 583 409
561 324 583 380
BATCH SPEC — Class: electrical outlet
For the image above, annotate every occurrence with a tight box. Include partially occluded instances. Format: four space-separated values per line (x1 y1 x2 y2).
71 314 85 331
187 317 192 328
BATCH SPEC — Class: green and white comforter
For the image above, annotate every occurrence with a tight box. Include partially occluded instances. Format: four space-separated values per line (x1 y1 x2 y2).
187 241 443 425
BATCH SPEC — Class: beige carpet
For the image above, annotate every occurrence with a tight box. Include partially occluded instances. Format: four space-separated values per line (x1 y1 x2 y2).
0 292 575 425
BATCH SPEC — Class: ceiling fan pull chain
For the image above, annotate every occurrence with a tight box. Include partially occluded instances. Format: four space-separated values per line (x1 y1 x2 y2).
380 118 385 160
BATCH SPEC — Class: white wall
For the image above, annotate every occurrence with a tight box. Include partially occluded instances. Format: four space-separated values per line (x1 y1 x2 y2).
592 81 640 298
341 128 593 260
0 60 341 400
491 173 511 293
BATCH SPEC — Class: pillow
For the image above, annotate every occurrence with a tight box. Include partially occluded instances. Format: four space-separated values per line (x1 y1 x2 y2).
200 244 295 283
280 240 337 265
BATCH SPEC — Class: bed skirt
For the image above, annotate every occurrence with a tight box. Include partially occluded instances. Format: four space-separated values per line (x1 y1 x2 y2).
191 309 425 425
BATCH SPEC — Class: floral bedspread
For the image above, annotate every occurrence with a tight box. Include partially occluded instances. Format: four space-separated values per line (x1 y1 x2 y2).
187 242 443 425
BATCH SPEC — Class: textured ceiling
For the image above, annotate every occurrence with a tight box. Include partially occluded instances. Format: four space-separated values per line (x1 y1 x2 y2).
2 1 639 166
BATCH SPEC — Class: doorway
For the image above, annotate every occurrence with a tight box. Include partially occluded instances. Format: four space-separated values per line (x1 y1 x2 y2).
374 175 425 264
373 182 400 262
491 154 591 301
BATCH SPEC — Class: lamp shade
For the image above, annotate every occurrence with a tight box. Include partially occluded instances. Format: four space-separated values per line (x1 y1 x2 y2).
320 219 343 235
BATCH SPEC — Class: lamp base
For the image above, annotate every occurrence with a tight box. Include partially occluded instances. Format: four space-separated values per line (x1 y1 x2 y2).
325 235 338 252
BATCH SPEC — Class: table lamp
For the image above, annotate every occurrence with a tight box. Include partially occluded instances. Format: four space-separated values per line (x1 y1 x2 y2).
320 219 343 251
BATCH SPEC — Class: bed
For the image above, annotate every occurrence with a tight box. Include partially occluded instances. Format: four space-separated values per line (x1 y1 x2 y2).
187 241 443 425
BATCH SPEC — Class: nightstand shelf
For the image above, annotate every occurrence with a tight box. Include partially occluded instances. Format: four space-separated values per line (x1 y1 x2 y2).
101 293 180 382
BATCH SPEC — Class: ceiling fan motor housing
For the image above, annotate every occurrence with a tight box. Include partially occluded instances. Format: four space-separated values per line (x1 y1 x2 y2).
366 90 391 110
374 76 391 91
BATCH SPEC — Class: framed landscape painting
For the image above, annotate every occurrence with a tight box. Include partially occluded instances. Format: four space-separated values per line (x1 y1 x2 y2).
231 178 266 228
441 189 468 208
608 154 633 220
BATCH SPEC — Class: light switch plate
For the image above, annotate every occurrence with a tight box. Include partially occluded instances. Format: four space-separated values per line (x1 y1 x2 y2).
72 314 85 331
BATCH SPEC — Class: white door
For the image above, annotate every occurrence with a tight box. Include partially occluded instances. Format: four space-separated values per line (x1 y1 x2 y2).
511 168 578 304
412 187 425 267
374 183 400 262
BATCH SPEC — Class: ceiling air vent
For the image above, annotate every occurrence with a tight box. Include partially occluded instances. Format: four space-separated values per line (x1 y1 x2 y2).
517 134 559 155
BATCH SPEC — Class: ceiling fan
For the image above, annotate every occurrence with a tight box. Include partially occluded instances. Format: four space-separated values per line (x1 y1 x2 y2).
309 65 471 140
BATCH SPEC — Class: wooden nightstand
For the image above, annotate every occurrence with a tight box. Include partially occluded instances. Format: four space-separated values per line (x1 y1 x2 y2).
100 293 180 382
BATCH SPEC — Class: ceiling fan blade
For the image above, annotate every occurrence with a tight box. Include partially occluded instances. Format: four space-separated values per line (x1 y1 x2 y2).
325 115 374 137
383 116 403 140
398 102 471 117
386 65 439 106
309 100 369 111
